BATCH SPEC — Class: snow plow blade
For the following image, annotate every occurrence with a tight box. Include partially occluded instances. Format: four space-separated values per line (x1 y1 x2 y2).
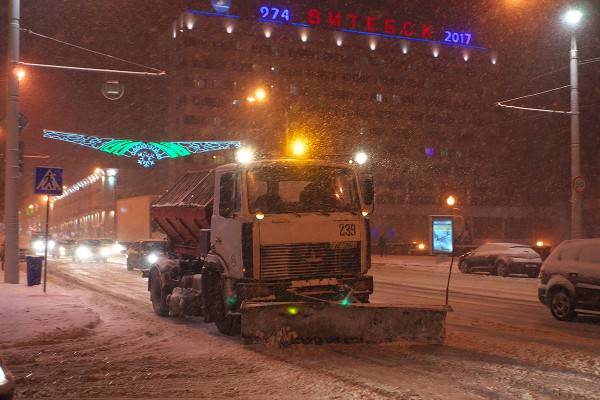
241 302 451 345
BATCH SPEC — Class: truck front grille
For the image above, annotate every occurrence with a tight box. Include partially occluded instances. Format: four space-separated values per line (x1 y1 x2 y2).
259 242 360 281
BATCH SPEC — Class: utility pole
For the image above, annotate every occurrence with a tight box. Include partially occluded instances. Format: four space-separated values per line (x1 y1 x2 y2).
569 33 582 239
4 0 20 284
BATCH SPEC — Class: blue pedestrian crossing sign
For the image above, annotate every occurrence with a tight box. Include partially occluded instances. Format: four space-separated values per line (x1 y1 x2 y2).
34 167 64 196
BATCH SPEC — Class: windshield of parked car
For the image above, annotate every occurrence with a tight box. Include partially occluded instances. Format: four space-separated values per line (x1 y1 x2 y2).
247 165 360 214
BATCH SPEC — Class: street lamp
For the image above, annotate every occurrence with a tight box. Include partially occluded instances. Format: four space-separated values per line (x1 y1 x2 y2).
14 67 25 82
563 7 584 239
446 195 456 207
354 151 369 165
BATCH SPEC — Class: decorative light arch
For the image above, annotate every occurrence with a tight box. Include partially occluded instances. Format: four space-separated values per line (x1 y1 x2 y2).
43 130 241 168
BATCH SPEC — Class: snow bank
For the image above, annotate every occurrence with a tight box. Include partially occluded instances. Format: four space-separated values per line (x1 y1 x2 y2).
0 279 100 348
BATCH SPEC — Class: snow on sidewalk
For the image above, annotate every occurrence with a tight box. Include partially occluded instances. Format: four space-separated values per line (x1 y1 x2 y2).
0 278 101 348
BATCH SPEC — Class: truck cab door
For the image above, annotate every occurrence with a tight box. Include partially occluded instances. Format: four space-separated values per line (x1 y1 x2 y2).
211 171 244 278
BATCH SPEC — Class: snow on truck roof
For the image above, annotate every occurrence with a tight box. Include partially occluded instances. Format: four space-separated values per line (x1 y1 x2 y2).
153 170 215 208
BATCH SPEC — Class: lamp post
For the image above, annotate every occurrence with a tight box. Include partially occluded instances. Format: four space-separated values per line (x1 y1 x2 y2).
564 8 583 239
4 0 21 284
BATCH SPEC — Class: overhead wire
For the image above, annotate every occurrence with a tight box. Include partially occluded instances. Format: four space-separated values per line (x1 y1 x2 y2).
21 28 165 73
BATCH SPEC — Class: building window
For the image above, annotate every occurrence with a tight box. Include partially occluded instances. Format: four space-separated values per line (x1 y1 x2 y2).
375 93 383 103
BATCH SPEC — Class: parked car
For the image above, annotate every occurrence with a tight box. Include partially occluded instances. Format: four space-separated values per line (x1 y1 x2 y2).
126 240 168 271
458 242 542 277
0 357 15 400
72 239 112 263
538 239 600 321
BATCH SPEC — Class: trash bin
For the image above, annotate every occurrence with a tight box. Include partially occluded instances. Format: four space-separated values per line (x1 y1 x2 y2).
25 256 43 287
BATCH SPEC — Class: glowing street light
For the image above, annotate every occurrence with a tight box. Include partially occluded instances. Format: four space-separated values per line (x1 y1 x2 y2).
446 195 456 207
254 87 267 102
247 87 267 103
14 68 25 82
290 138 307 157
564 9 583 27
354 151 368 165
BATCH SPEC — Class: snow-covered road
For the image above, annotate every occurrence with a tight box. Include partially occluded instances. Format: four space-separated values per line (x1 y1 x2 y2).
2 256 599 399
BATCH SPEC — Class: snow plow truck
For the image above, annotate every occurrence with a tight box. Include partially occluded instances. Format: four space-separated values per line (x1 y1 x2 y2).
148 156 450 344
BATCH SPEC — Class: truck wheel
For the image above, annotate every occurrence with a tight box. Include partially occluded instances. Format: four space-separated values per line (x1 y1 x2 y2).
550 289 577 321
495 260 510 277
203 269 240 336
458 260 470 273
149 268 169 317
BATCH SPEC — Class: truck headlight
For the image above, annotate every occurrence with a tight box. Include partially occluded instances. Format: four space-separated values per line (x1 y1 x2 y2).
33 240 45 252
146 253 159 264
76 246 92 259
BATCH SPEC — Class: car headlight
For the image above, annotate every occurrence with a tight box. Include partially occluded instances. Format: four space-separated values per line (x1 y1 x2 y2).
33 240 45 251
113 243 125 253
76 246 91 259
146 253 159 264
47 240 56 250
100 247 111 257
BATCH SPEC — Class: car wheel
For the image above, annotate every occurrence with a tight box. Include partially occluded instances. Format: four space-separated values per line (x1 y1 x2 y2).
495 260 510 277
550 289 577 321
458 260 471 274
149 268 169 317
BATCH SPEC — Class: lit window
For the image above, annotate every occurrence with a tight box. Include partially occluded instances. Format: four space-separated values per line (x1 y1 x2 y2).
375 93 383 103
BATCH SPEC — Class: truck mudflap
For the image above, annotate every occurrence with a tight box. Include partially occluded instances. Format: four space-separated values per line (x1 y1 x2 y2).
240 301 452 345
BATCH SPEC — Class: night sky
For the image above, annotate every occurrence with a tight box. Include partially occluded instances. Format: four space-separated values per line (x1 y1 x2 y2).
0 0 599 201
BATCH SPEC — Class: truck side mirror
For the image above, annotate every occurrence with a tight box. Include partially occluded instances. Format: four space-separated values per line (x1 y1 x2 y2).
361 175 375 207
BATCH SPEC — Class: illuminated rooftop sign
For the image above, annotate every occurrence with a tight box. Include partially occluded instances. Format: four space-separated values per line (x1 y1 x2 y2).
43 130 241 168
187 3 486 51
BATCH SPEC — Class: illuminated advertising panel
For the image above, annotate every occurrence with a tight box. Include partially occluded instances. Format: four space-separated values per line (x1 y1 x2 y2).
430 216 454 255
187 1 486 51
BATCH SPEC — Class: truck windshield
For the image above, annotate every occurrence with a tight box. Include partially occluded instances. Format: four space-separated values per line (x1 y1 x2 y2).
247 165 360 214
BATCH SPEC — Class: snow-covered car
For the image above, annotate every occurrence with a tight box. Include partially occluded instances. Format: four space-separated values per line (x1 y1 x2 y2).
538 239 600 321
458 243 542 277
72 239 112 263
126 240 168 271
0 358 15 400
